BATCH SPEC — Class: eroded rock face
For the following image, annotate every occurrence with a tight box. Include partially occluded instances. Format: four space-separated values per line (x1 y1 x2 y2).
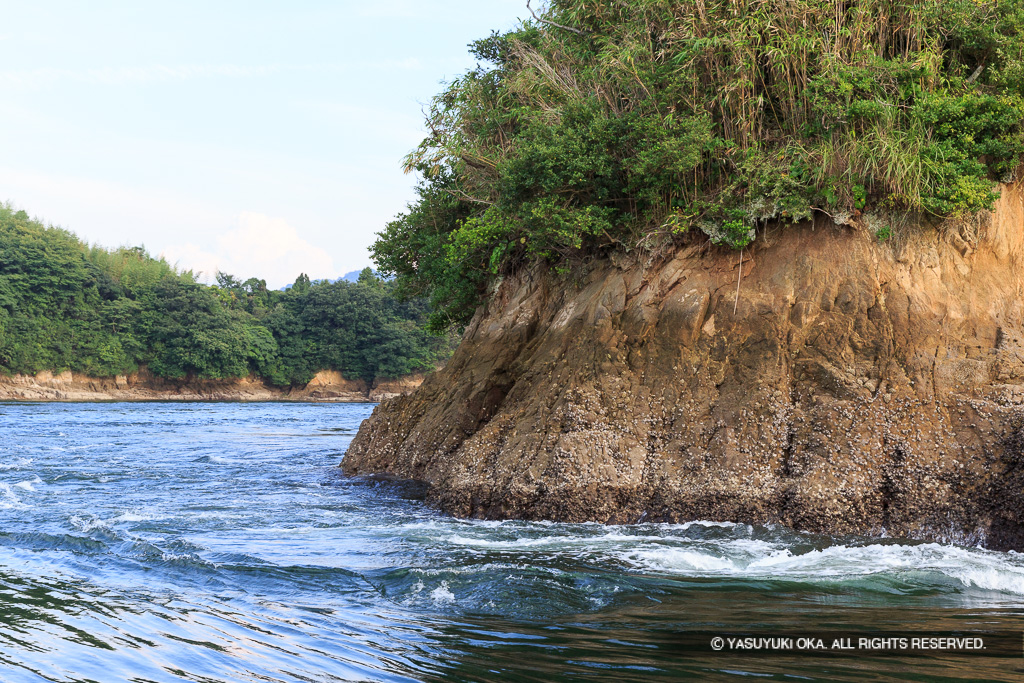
343 186 1024 550
0 368 423 402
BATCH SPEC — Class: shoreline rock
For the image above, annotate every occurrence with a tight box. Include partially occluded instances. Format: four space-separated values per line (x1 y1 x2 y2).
0 368 425 402
343 185 1024 551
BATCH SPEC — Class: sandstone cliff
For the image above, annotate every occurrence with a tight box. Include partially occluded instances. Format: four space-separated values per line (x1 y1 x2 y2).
344 185 1024 550
0 368 424 402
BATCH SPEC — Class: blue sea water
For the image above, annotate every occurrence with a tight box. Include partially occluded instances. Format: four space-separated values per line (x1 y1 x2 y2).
0 401 1022 681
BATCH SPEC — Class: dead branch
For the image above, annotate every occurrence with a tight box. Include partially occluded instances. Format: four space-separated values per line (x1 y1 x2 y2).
527 0 585 36
445 187 494 206
966 63 985 84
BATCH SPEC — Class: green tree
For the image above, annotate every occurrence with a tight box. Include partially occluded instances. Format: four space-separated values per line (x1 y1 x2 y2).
0 202 451 385
374 0 1024 331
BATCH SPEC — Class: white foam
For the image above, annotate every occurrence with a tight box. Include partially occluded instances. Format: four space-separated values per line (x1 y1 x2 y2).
401 518 1024 597
0 457 33 471
408 562 547 578
649 549 736 572
621 538 780 573
430 581 456 605
0 483 29 510
14 477 42 492
445 533 643 549
68 515 108 533
110 509 163 523
443 530 709 550
621 540 1024 596
69 508 164 531
198 455 232 465
677 521 743 530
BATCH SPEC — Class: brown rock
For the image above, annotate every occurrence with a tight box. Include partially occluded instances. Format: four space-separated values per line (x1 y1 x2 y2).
343 184 1024 550
0 367 424 402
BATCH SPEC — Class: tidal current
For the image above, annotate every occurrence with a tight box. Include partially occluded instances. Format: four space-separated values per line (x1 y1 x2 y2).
1 402 1022 682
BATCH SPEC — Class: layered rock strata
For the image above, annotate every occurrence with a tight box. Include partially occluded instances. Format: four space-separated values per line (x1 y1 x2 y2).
344 185 1024 550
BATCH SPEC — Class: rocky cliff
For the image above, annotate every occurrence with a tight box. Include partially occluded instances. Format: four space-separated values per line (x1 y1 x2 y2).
344 185 1024 550
0 369 424 402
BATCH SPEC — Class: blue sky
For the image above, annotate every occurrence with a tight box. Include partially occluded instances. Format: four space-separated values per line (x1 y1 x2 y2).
0 1 527 287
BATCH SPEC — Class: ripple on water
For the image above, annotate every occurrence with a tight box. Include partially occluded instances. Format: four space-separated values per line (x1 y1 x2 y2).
0 402 1022 683
0 482 30 510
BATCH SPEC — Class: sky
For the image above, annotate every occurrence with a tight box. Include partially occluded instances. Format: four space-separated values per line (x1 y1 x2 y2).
0 0 528 288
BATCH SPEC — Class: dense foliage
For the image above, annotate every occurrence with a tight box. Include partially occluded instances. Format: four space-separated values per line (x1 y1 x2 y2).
0 205 452 384
374 0 1024 330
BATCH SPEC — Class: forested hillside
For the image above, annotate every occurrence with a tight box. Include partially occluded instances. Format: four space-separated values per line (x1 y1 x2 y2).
374 0 1024 330
0 205 453 385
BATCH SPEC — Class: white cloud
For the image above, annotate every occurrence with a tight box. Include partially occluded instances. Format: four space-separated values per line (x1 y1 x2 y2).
0 167 228 248
0 162 385 286
161 212 339 289
0 168 341 288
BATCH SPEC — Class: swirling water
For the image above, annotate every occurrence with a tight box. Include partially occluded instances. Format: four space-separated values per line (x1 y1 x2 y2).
0 402 1023 682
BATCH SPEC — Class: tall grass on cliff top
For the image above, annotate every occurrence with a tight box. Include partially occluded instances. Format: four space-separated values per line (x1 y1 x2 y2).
374 0 1024 331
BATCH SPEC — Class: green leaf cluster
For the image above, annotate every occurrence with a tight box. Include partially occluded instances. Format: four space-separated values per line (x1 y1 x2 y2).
374 0 1024 330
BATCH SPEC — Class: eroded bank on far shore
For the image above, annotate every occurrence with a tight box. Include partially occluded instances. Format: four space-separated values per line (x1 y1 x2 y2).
0 368 424 402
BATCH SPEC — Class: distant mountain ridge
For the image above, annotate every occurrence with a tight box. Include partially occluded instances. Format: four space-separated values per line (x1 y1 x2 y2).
279 268 376 291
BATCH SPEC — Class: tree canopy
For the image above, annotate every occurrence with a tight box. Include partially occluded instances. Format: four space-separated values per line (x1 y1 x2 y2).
0 205 453 384
374 0 1024 330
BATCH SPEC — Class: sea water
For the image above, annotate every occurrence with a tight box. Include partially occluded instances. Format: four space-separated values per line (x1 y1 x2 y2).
0 402 1022 681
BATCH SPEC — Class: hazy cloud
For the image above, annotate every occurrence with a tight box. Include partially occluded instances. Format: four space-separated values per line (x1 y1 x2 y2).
162 212 338 288
0 1 524 280
0 167 228 249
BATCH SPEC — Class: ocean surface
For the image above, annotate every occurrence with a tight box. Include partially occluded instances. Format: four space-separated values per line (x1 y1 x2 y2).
0 401 1022 682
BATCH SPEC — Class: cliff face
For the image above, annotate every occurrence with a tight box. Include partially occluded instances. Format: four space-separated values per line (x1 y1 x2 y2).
0 369 424 402
344 185 1024 550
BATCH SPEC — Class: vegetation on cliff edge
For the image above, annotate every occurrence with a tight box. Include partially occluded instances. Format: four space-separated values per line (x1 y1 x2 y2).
373 0 1024 331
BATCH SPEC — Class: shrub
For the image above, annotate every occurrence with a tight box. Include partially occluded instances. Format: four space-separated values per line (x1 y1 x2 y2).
374 0 1024 330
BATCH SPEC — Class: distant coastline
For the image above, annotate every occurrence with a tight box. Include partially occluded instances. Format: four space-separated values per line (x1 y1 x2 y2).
0 368 424 402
